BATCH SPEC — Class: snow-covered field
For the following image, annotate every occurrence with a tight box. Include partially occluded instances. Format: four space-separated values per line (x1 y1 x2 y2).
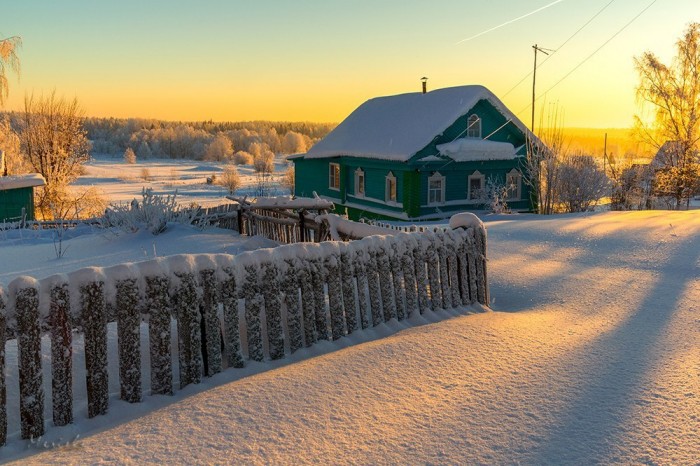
1 206 697 464
75 154 291 208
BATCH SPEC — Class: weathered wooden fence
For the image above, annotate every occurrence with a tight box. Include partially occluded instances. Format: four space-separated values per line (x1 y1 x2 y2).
0 219 487 446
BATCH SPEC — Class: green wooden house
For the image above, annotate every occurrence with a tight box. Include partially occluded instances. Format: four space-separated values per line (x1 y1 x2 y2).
0 174 46 222
291 85 541 221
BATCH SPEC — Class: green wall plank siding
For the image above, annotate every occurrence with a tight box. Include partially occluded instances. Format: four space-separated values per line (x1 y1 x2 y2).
0 187 35 222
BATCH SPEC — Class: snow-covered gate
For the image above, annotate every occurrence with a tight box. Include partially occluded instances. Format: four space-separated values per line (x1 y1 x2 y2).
0 215 487 446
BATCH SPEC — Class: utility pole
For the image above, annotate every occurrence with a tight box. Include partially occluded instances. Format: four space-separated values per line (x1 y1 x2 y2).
531 44 553 134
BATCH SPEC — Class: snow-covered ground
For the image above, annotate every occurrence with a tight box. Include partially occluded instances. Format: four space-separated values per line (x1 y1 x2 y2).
1 209 697 464
75 154 292 208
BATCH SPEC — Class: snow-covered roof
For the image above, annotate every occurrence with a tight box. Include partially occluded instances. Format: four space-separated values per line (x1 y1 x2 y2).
437 138 516 162
304 85 531 162
0 173 46 191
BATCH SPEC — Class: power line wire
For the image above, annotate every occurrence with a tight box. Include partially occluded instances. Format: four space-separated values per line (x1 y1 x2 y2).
516 0 658 117
502 0 616 99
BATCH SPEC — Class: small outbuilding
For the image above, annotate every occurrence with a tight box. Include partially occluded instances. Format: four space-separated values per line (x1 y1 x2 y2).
0 173 46 222
291 84 542 220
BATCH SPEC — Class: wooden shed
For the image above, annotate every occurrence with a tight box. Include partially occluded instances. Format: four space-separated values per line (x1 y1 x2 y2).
0 173 46 222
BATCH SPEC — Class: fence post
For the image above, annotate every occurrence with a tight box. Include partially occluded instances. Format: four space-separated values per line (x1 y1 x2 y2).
339 250 358 334
377 243 397 322
145 274 173 395
325 252 346 341
200 269 222 376
299 261 318 346
49 280 73 426
474 225 489 305
436 233 452 310
81 279 108 419
366 247 384 327
412 237 430 313
262 262 285 360
220 266 244 368
174 271 202 387
311 258 329 340
282 259 303 353
242 264 264 362
445 231 463 307
298 209 306 242
426 235 442 310
0 287 7 446
390 241 406 320
236 204 244 234
466 229 479 304
116 277 142 403
13 279 45 437
400 239 419 318
354 249 371 329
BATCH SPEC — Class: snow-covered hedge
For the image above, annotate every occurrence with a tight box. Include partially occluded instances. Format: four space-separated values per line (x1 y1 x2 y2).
0 222 488 446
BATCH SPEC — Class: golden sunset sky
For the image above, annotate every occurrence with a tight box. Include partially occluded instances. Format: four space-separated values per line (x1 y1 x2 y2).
2 0 698 127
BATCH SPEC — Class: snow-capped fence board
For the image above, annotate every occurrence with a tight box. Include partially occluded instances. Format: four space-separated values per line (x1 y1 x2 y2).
14 280 45 439
116 278 142 403
0 287 7 446
80 280 109 419
0 214 488 448
145 275 173 395
49 281 72 426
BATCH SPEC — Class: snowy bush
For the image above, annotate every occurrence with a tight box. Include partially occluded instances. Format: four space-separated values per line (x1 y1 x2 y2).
123 147 136 164
105 188 196 235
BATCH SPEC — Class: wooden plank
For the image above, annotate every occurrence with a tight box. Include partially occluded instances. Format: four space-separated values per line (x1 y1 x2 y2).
146 275 173 395
49 282 73 426
116 278 142 403
81 281 108 419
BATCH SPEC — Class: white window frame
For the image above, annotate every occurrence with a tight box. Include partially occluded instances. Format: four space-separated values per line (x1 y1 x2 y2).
428 171 445 205
468 170 485 200
354 167 365 197
506 168 522 200
467 114 481 139
329 162 340 191
385 171 397 203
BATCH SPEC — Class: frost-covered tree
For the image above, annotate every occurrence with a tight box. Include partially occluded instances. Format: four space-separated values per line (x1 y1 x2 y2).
0 35 21 106
281 131 308 154
18 92 92 219
204 133 233 161
124 147 136 164
253 148 275 196
0 115 25 175
555 154 609 212
281 164 295 195
136 140 152 159
232 150 253 165
474 177 510 213
218 164 240 194
635 22 700 209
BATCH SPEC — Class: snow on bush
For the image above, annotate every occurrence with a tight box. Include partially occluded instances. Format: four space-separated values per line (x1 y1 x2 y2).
105 188 197 235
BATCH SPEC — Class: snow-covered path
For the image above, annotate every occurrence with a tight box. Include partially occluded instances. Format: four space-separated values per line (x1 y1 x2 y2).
7 211 699 465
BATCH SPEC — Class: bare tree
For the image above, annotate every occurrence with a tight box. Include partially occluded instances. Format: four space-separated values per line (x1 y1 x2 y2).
18 92 92 218
525 104 567 214
0 115 26 175
280 164 295 195
0 35 21 106
253 148 275 196
634 22 700 209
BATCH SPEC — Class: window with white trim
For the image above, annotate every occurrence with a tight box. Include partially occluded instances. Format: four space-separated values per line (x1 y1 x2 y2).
354 168 365 197
385 171 397 202
428 172 445 205
468 170 485 200
467 114 481 138
329 163 340 190
506 169 522 200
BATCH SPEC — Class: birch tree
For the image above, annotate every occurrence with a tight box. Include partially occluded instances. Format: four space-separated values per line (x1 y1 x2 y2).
635 22 700 209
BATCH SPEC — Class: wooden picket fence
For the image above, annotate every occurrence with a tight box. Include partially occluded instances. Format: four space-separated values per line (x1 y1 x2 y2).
0 220 488 446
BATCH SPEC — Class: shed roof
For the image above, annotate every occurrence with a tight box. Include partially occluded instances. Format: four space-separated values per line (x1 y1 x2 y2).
304 85 532 162
0 173 46 191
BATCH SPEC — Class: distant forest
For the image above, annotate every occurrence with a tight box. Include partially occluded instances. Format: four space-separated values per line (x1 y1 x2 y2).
81 118 337 161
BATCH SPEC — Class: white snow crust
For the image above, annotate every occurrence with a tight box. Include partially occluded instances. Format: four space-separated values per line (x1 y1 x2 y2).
0 173 46 191
448 212 484 230
436 137 517 161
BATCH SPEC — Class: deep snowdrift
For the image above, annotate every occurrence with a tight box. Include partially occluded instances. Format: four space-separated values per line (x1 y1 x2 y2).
3 210 699 464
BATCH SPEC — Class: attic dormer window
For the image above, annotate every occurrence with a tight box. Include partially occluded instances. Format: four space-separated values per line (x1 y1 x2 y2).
467 114 481 139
